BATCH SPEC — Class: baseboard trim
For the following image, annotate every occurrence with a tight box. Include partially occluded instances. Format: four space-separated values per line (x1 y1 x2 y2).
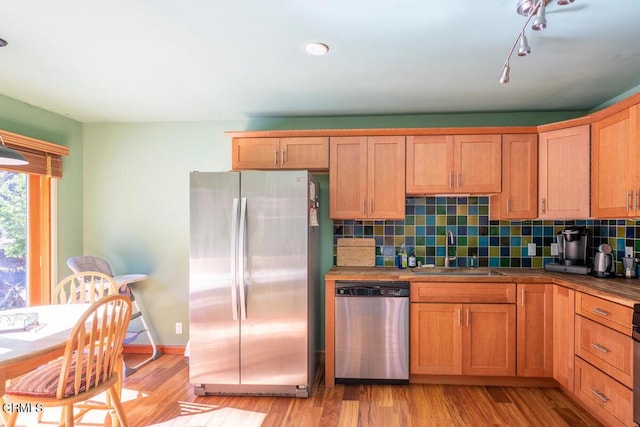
124 344 186 355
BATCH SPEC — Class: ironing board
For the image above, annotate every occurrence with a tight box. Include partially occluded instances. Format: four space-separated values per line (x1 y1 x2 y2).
113 274 163 376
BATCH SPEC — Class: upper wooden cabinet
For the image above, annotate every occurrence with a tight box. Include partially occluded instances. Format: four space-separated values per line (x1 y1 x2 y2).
406 134 501 194
490 134 538 220
538 125 590 219
232 137 329 170
591 104 639 218
330 136 405 220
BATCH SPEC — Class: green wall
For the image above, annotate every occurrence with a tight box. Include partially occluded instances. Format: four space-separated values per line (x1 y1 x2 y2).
0 94 84 281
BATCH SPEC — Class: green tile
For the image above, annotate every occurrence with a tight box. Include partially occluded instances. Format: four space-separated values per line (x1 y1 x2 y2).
415 216 426 225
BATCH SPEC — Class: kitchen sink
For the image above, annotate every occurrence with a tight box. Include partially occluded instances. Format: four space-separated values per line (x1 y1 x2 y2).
412 267 503 276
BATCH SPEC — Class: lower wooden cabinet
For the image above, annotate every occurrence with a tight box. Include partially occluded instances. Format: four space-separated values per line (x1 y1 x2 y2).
574 357 634 427
410 303 516 376
572 292 635 427
516 284 553 377
553 285 575 392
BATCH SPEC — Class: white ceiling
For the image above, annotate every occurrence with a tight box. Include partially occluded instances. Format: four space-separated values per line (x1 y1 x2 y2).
0 0 639 123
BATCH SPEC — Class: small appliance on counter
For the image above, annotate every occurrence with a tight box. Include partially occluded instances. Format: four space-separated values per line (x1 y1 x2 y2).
544 226 592 275
592 243 615 278
622 255 638 279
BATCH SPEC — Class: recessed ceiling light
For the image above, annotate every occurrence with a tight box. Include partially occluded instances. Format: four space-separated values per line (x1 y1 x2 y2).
305 42 329 56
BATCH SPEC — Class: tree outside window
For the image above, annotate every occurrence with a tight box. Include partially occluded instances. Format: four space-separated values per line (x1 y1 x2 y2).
0 171 27 309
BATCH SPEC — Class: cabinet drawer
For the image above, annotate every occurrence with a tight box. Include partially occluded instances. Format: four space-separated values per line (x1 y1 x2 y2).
575 293 632 335
411 283 516 303
575 315 633 388
574 357 633 427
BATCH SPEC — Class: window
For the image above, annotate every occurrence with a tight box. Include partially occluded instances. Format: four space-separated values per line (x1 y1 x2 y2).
0 130 68 307
0 171 27 309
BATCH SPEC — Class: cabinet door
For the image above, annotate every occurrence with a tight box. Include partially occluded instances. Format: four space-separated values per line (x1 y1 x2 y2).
454 135 502 193
462 304 516 376
553 285 575 393
329 137 368 219
232 138 280 170
491 134 537 220
592 106 638 218
538 125 590 219
516 284 553 377
280 137 329 170
410 303 462 375
368 136 405 219
406 135 454 194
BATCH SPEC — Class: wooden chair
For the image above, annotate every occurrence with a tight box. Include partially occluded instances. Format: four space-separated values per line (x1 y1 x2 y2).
3 294 132 427
53 272 119 304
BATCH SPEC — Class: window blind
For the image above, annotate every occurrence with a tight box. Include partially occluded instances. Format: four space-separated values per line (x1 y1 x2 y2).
0 129 69 178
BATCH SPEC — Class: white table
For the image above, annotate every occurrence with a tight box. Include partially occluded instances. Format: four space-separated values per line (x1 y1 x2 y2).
0 304 91 396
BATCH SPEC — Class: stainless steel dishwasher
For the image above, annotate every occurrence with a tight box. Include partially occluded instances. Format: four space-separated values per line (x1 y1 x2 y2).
334 281 409 384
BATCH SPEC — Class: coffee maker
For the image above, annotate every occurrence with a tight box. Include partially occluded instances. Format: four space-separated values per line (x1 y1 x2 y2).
545 226 592 274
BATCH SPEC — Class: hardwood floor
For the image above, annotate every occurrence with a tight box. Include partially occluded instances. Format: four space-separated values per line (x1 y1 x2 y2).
12 353 603 426
116 354 603 427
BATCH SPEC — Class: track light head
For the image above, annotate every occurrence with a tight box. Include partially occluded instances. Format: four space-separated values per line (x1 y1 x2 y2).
518 34 531 56
499 64 511 84
532 2 548 30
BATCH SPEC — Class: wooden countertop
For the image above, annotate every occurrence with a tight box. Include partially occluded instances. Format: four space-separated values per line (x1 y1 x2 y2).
326 267 640 308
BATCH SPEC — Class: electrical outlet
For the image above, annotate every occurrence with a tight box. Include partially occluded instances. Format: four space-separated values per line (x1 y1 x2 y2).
527 243 536 256
625 246 634 258
175 322 183 335
550 243 559 256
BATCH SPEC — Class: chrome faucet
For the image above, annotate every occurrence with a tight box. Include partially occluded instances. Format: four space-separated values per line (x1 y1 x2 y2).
444 230 457 268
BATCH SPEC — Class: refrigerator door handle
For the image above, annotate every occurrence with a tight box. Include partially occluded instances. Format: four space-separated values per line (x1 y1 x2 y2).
238 197 248 320
230 198 239 321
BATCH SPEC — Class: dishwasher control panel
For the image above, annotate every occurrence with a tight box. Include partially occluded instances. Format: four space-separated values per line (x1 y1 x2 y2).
335 281 409 297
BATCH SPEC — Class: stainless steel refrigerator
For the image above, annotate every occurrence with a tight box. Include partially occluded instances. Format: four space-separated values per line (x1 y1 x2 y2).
189 170 320 397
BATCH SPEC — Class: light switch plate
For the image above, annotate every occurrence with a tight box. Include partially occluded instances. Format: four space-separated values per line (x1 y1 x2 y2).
527 243 536 256
550 243 559 256
625 246 634 258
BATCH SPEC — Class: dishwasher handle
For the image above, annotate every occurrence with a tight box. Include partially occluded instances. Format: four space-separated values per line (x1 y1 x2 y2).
335 281 409 297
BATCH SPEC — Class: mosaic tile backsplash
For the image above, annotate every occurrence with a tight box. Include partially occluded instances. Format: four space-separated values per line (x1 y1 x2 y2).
332 197 640 268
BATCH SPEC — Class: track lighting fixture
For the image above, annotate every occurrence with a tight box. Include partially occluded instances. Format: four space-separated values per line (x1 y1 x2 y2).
499 0 576 83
